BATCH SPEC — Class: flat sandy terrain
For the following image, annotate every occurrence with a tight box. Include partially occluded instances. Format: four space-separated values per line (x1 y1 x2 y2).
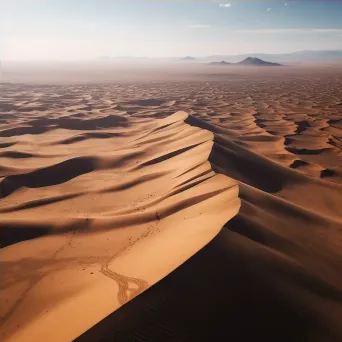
1 64 342 342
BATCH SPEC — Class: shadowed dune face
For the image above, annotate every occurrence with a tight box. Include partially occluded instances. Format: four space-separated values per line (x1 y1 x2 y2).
0 92 240 341
1 65 342 342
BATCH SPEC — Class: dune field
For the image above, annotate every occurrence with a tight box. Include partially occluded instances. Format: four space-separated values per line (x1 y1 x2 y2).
1 64 342 341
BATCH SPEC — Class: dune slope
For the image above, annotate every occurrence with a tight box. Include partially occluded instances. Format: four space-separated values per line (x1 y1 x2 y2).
0 106 240 342
1 67 342 342
67 69 341 342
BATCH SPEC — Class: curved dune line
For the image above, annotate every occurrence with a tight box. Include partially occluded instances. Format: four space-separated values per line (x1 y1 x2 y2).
0 111 240 342
3 74 340 342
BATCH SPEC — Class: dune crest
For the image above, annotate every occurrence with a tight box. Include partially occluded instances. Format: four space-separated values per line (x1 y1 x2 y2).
1 66 341 341
0 111 240 342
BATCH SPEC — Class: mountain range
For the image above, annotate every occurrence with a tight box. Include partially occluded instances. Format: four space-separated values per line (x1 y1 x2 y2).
210 57 282 67
95 50 342 64
195 50 342 63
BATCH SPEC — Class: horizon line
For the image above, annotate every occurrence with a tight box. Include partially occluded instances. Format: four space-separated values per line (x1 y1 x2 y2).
1 48 342 63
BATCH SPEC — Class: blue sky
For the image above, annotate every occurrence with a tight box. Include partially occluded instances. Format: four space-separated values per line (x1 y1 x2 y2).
1 0 342 60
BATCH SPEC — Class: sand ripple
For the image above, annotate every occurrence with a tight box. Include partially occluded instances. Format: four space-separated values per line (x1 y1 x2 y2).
1 67 342 342
0 92 239 342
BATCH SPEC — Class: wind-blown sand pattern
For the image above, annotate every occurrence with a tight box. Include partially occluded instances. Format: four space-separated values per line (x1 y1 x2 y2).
1 65 342 342
0 88 240 342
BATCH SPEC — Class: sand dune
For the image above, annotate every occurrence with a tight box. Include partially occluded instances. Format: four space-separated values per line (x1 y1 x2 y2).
0 99 239 341
1 65 342 341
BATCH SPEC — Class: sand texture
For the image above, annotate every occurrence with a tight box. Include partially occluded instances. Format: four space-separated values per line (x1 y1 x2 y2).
1 65 342 342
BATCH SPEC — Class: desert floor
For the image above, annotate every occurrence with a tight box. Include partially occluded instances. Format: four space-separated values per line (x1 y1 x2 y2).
1 64 342 342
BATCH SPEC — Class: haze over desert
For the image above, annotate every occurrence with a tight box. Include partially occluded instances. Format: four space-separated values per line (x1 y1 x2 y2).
0 62 341 342
1 0 342 341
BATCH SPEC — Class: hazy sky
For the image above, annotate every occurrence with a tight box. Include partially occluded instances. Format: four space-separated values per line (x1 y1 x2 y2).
1 0 342 60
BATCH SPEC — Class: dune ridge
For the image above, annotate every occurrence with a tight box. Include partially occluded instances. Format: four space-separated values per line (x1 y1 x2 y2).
1 66 342 342
0 107 240 342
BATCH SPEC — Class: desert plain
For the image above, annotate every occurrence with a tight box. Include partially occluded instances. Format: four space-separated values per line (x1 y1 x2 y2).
0 62 342 342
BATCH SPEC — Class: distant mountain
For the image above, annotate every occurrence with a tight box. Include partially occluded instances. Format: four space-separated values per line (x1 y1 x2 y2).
180 56 197 61
205 50 342 64
209 60 231 66
236 57 282 66
285 50 342 62
208 57 282 67
95 50 342 64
